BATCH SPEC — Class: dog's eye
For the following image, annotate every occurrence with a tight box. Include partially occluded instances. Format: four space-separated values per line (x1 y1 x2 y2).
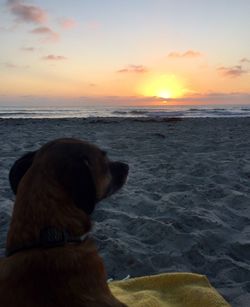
80 155 91 166
84 159 90 167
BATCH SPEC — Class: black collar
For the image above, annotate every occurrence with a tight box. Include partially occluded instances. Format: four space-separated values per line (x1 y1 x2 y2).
6 227 90 257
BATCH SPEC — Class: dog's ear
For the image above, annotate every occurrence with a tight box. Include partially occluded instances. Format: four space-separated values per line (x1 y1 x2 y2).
9 151 37 194
56 158 97 215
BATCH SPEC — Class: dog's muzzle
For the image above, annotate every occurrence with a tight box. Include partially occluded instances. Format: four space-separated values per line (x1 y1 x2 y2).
105 162 129 197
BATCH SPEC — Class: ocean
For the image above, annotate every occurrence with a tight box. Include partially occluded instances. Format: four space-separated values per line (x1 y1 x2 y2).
0 104 250 119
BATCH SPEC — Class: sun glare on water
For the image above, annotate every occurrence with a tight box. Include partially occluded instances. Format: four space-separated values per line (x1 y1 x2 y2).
139 75 186 100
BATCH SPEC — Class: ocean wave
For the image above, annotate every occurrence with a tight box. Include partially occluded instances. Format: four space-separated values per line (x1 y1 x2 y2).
188 108 201 112
211 108 226 111
1 105 250 119
147 111 184 117
112 110 149 116
112 111 128 115
129 110 149 115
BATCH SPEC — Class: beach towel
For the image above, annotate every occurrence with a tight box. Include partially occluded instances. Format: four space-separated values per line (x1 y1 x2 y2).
109 272 230 307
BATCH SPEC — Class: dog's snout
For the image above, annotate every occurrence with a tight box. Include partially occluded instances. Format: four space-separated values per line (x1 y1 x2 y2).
122 162 129 173
117 162 129 173
101 161 129 199
110 162 129 177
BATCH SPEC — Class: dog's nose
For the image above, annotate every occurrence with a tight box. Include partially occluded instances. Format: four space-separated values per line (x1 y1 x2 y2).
119 162 129 175
109 161 129 184
101 162 129 199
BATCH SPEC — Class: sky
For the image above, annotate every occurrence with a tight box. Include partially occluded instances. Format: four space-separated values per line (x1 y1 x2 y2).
0 0 250 106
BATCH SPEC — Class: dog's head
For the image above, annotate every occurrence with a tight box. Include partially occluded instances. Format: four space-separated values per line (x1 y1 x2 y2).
9 138 129 215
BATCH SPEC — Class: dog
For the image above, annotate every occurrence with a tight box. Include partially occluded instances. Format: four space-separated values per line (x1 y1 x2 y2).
0 138 129 307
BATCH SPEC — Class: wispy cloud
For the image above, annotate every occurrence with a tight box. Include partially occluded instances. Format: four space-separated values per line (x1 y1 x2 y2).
6 1 59 43
3 62 29 69
2 92 250 107
217 65 248 78
30 26 59 42
167 92 250 105
168 50 202 58
6 0 47 24
21 46 35 51
76 92 250 106
117 65 148 73
240 57 250 64
42 54 67 61
59 17 76 29
4 62 18 68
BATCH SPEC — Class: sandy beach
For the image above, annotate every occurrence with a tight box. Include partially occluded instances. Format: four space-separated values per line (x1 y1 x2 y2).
0 117 249 306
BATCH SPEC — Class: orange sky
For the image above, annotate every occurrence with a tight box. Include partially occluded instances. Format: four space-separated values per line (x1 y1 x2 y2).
0 0 250 106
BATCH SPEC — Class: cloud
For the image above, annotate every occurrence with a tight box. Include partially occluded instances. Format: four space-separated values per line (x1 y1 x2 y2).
76 92 250 106
30 26 59 42
59 17 76 29
4 62 18 68
6 1 59 43
3 62 29 69
217 65 248 78
240 58 250 64
42 54 67 61
166 92 250 105
168 50 202 58
117 65 148 73
2 92 250 107
7 0 47 24
21 46 35 51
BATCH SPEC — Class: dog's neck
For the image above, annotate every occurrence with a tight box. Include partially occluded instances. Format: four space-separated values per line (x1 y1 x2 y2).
6 227 90 257
6 170 91 256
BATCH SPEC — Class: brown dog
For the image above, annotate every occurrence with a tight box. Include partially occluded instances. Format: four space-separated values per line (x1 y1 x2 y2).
0 138 129 307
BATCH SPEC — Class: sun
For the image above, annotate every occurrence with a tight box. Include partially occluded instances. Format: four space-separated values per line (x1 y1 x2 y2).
156 90 171 99
138 74 186 99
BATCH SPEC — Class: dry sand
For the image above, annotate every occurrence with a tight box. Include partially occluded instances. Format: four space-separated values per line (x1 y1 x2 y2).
0 117 250 306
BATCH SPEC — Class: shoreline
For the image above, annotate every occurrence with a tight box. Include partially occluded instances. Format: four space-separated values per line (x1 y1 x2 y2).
1 103 250 119
1 115 250 121
0 117 250 306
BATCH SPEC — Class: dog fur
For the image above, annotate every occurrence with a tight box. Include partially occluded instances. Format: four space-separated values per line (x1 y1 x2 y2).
0 138 128 307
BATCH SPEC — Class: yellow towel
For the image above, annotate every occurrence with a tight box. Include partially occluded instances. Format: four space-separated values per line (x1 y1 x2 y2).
109 273 230 307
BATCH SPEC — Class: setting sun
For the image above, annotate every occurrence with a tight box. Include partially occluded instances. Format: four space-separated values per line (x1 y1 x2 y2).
138 75 187 99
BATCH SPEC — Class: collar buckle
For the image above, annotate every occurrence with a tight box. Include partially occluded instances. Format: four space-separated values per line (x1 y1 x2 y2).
39 227 68 247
